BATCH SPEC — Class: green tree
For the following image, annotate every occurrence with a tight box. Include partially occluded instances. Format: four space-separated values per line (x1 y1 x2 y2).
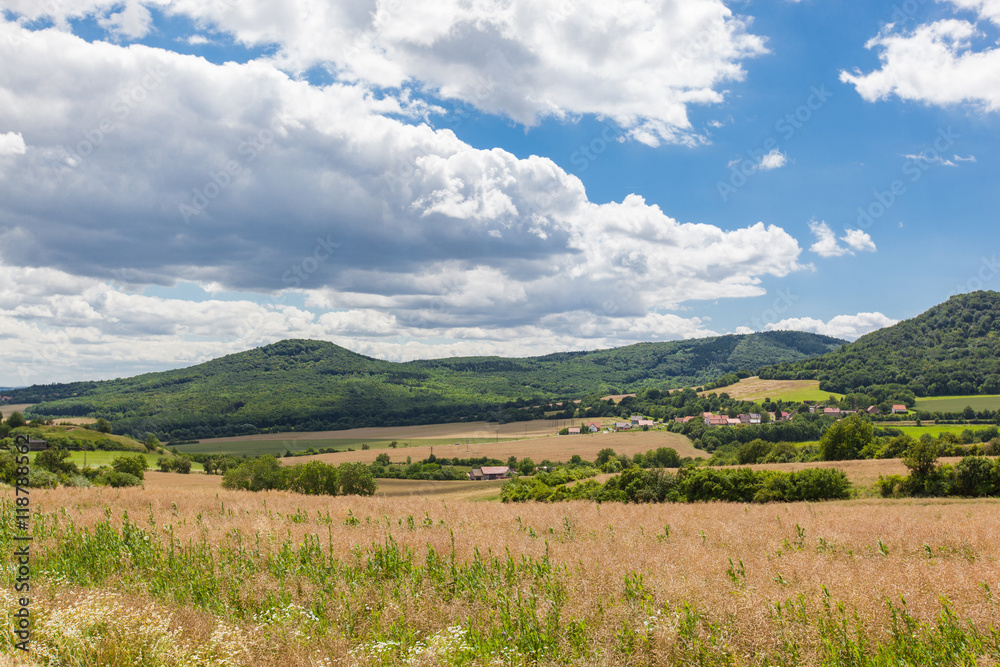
902 440 939 479
518 457 536 476
144 434 161 451
111 454 148 480
338 462 377 496
94 418 112 434
286 461 339 495
819 414 874 461
6 411 25 429
374 453 391 466
34 448 78 476
222 456 286 491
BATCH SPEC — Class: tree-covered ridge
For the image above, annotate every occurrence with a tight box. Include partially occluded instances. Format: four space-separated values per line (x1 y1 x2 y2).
759 291 1000 398
11 331 844 440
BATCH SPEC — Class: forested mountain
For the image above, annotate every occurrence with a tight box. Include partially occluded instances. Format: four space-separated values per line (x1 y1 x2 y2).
759 291 1000 399
12 331 843 440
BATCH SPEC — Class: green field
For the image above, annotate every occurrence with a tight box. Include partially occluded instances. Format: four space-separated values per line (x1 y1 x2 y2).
28 450 203 471
914 394 1000 412
891 424 989 439
174 436 521 457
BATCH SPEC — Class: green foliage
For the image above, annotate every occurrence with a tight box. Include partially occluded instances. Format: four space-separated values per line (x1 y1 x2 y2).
820 414 874 461
6 411 25 428
503 466 851 504
222 456 285 492
111 454 148 480
337 462 377 496
34 448 79 476
94 418 112 434
99 471 142 487
760 291 1000 399
156 456 192 473
286 460 340 496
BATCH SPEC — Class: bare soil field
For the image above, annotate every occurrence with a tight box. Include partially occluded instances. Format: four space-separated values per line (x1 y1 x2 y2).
293 429 704 467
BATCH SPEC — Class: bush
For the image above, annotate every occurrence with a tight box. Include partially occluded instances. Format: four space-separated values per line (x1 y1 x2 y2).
111 454 148 480
28 468 59 489
100 471 142 488
953 456 998 497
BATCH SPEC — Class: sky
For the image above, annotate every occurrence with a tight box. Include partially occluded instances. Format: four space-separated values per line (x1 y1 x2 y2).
0 0 998 385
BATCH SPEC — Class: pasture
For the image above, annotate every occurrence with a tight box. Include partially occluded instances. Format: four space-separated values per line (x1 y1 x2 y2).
914 394 1000 412
3 485 1000 665
699 377 845 402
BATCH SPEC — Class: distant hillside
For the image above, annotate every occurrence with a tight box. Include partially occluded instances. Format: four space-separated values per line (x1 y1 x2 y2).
12 331 844 440
759 291 1000 399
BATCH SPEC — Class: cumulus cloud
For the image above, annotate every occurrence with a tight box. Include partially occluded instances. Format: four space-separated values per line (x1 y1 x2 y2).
0 15 808 381
0 132 26 156
841 1 1000 110
757 148 787 171
809 221 876 257
3 0 768 147
766 312 898 341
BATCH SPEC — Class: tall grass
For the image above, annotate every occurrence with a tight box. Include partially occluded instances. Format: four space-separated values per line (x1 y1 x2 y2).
2 488 1000 665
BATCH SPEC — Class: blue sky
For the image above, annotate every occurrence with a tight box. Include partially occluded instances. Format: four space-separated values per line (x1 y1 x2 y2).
0 0 998 384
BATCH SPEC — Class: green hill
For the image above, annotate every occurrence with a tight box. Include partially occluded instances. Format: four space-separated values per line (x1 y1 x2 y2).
759 291 1000 401
12 331 844 440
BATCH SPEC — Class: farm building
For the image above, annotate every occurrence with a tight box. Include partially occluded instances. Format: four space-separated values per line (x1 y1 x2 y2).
567 427 581 434
588 423 600 432
892 405 908 414
469 466 512 481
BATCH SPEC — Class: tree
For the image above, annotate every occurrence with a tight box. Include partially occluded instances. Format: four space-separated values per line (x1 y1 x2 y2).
94 418 112 434
517 458 536 476
6 411 25 429
286 461 339 495
902 440 939 479
374 453 391 466
144 434 161 451
222 456 285 491
112 454 148 480
338 462 377 496
35 448 78 476
820 414 874 461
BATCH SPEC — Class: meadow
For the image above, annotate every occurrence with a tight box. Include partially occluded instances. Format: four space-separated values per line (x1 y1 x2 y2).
2 486 999 666
914 394 1000 412
700 377 845 403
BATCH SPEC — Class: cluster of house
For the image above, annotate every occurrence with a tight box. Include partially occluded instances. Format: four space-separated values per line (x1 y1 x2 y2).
0 396 14 402
675 403 909 428
560 415 659 436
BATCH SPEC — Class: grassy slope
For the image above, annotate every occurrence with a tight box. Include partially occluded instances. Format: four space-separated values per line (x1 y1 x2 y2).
700 377 845 402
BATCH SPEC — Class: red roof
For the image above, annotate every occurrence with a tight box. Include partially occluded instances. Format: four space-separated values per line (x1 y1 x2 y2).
480 466 510 476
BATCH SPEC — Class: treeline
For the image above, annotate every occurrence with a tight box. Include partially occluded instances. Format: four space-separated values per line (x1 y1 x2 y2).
0 447 151 489
502 466 851 504
759 291 1000 397
221 457 377 496
878 442 1000 498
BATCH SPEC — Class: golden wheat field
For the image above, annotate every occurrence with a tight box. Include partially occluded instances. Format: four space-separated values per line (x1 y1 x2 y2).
3 483 1000 666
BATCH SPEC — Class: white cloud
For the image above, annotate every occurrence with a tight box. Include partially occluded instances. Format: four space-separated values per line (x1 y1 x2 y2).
0 131 26 156
841 1 1000 110
757 148 787 171
809 221 876 257
766 312 898 341
3 0 768 147
841 228 877 254
0 17 808 382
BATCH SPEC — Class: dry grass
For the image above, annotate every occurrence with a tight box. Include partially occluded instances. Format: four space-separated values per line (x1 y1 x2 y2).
7 485 1000 665
292 429 704 467
698 377 836 401
200 419 578 445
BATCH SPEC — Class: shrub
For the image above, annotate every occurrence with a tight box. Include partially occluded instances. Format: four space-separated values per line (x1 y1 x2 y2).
100 471 142 488
28 468 59 489
111 454 148 480
953 456 998 497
